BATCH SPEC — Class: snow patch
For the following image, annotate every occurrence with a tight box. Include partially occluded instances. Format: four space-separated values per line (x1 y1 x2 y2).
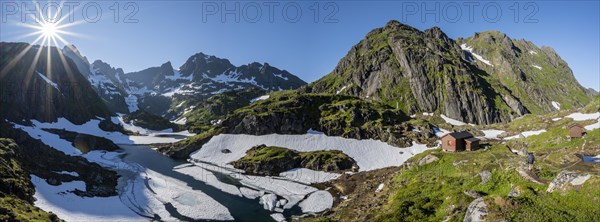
441 114 467 126
375 183 384 192
270 213 286 222
505 130 547 140
279 168 341 184
56 171 79 177
36 71 60 90
551 101 560 110
273 73 289 80
584 118 600 130
532 65 542 70
251 95 270 103
460 44 493 66
336 85 348 94
190 134 430 172
480 129 505 139
298 191 333 214
30 175 144 221
434 128 451 138
124 94 138 112
529 50 538 55
566 112 600 121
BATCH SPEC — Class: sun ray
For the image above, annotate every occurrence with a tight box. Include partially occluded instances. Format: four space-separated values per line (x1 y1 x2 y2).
5 0 85 94
0 33 45 77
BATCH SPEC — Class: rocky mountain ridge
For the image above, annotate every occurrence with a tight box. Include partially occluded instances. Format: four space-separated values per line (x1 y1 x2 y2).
302 21 592 125
63 46 307 119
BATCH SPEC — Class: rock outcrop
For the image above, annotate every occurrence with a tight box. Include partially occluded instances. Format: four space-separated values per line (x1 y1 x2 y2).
230 144 358 176
463 197 488 222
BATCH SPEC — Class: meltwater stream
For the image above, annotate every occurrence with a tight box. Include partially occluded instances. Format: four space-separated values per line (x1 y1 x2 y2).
118 144 275 221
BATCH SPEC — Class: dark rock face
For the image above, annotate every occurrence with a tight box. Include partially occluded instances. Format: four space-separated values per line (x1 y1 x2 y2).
0 43 113 124
230 144 358 176
122 110 181 131
303 20 591 124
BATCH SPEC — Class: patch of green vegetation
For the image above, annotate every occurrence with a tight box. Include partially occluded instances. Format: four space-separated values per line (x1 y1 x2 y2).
0 138 61 221
0 197 60 222
182 87 265 132
582 95 600 113
231 145 357 175
373 144 600 222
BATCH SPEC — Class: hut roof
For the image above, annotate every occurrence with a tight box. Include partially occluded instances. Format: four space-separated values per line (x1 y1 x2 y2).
442 131 474 139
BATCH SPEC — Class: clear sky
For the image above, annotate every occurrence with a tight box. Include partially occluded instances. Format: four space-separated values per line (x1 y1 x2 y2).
1 1 598 90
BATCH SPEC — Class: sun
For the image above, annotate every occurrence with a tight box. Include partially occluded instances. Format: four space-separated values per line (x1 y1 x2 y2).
40 21 59 38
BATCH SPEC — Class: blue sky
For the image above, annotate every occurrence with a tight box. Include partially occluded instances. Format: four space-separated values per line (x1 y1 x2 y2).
1 1 598 90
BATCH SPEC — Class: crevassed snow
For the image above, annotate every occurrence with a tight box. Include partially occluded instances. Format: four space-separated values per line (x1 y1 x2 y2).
532 65 542 70
279 168 341 184
480 129 505 139
551 101 560 110
80 150 233 221
124 94 138 112
173 163 243 197
298 190 333 214
12 118 193 148
566 112 600 121
251 95 270 103
441 114 467 126
190 134 430 172
504 130 546 140
36 71 60 90
460 44 493 66
30 175 144 221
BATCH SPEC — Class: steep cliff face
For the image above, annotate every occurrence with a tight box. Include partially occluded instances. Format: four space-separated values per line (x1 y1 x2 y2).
457 31 592 113
303 21 590 124
0 43 112 124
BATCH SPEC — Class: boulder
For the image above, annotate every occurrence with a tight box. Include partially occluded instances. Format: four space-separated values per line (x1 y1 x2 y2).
547 171 591 193
463 197 488 222
418 154 440 166
479 170 492 184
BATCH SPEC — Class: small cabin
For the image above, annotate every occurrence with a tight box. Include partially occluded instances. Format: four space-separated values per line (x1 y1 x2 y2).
569 124 586 138
441 131 479 152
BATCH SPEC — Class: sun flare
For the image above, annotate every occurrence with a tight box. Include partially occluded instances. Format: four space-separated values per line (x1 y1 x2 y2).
40 21 59 38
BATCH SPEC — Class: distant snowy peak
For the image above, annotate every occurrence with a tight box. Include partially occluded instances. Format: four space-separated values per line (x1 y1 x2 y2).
174 52 306 93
